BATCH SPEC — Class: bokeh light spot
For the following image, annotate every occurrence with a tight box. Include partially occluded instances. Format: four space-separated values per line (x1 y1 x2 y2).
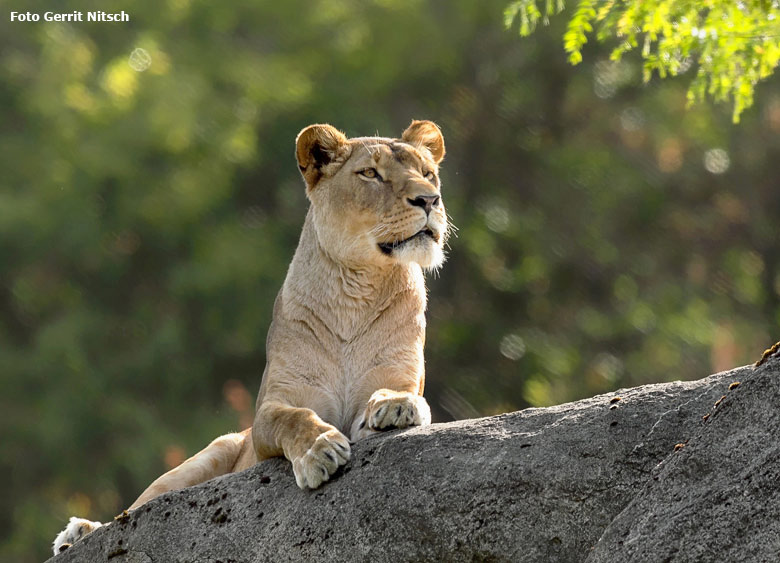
128 47 152 72
703 148 730 174
500 333 526 361
620 107 645 132
484 205 510 233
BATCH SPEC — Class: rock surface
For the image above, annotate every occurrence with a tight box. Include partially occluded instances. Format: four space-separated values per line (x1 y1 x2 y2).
587 360 780 563
48 361 778 563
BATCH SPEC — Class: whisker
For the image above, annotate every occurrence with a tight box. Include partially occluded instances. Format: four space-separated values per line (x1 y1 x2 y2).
360 139 374 157
369 223 395 238
445 214 459 234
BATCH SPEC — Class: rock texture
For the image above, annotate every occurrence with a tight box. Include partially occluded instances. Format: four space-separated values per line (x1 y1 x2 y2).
587 360 780 563
48 361 780 563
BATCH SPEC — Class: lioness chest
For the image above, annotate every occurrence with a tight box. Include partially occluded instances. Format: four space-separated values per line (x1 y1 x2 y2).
270 276 426 437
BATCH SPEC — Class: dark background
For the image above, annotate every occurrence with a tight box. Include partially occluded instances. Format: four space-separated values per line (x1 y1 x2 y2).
2 1 779 560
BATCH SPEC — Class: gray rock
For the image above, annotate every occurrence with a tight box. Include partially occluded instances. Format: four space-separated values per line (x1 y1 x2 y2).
587 359 780 563
50 363 772 563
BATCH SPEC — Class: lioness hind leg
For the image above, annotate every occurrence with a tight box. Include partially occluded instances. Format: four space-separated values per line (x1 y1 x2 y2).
52 430 251 555
352 389 431 441
130 430 251 509
52 517 103 554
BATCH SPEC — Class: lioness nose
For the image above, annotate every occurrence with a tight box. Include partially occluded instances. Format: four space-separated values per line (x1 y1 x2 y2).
408 195 440 215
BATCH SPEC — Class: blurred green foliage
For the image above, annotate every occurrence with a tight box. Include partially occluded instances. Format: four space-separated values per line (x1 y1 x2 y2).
1 0 779 560
506 0 780 121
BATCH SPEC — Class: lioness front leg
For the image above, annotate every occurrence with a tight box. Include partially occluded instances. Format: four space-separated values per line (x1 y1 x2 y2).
253 400 350 489
352 389 431 440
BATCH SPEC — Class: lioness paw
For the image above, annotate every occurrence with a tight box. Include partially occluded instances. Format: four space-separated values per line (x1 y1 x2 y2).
292 429 350 489
361 391 431 435
52 516 103 554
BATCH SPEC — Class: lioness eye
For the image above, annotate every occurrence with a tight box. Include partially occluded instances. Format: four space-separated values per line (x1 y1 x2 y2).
358 168 381 180
424 170 436 181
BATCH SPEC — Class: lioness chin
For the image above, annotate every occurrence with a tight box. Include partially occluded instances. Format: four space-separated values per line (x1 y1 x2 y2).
53 119 449 554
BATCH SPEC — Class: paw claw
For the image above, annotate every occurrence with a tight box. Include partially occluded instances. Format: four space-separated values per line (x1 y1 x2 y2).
292 429 351 489
364 392 431 433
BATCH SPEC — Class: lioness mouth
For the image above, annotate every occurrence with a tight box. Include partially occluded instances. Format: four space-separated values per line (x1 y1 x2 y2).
378 229 437 255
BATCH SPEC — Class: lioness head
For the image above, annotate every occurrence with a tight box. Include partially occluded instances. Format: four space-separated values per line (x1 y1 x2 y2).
295 120 448 270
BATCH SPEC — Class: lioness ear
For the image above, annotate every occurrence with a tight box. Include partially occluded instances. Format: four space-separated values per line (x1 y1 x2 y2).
401 120 445 164
295 124 349 188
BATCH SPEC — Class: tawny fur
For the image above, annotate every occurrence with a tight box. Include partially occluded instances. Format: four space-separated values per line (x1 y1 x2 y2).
53 120 448 554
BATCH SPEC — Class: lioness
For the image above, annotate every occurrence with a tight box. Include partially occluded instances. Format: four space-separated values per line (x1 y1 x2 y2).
53 120 448 554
